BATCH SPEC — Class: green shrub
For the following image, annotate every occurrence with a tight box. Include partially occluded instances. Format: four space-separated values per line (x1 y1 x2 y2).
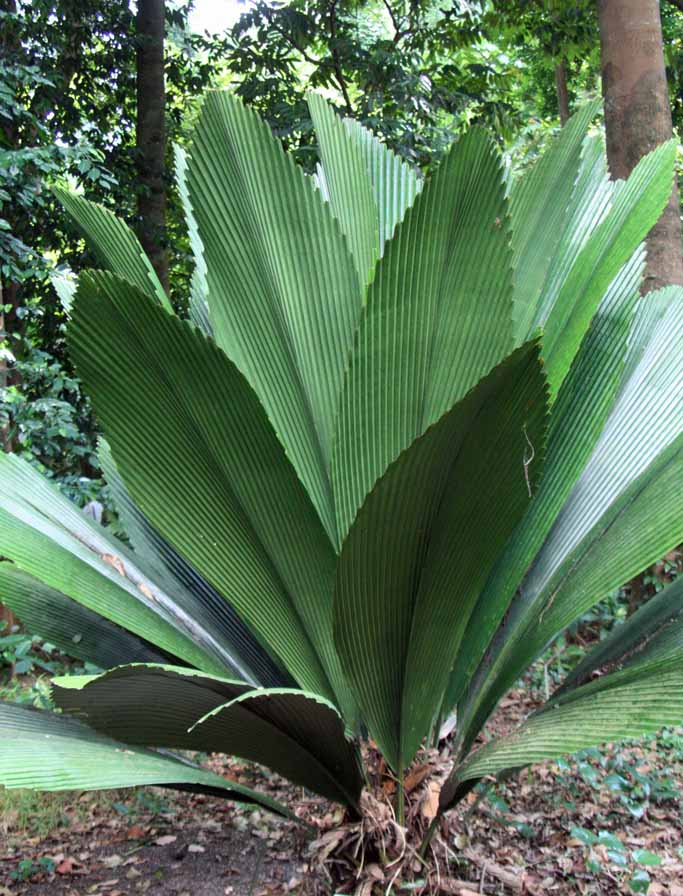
0 92 682 861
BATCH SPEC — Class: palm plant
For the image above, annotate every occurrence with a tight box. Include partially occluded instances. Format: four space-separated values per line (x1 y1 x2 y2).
1 91 683 879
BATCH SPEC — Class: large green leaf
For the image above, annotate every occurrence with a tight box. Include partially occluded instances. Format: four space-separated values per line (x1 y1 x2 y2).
174 145 211 334
519 134 615 340
334 341 547 771
0 564 166 668
186 90 362 542
0 453 221 675
98 440 287 688
449 247 645 710
69 271 352 708
341 117 422 253
54 188 171 311
0 701 292 817
333 128 514 541
191 688 363 806
456 286 683 748
460 427 683 755
50 269 78 314
558 575 683 694
441 665 683 811
54 665 363 807
541 140 676 399
308 93 379 285
509 100 601 342
53 663 250 736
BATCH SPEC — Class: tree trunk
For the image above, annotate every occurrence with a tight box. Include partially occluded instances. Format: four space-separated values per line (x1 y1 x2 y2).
0 1 19 630
598 0 683 291
135 0 169 294
0 284 16 634
555 59 570 126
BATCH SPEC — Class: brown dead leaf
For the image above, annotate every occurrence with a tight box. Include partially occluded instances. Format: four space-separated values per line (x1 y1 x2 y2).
365 863 384 882
56 858 77 875
126 825 146 840
421 780 440 821
404 763 431 792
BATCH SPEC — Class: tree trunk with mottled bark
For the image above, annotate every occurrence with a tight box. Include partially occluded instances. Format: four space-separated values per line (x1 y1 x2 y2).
598 0 683 290
135 0 169 294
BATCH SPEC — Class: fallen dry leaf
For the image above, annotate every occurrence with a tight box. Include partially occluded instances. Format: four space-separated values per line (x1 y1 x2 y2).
126 825 146 840
155 835 177 846
421 780 440 821
56 858 76 875
404 763 432 792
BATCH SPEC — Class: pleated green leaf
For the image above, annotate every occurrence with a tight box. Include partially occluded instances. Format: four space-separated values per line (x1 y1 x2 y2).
342 117 422 253
52 663 250 738
0 564 166 668
0 702 293 818
520 292 683 640
334 341 547 771
0 453 221 675
510 100 601 342
558 575 683 695
442 666 683 810
98 441 287 688
54 188 171 311
333 128 514 540
520 135 615 340
174 145 211 334
466 429 683 754
53 665 363 807
69 270 352 707
192 688 363 806
186 90 362 542
449 248 645 710
542 140 676 399
50 269 78 314
458 287 683 751
308 94 379 284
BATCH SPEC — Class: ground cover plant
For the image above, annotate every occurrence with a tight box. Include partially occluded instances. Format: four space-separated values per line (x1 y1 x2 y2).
1 91 683 893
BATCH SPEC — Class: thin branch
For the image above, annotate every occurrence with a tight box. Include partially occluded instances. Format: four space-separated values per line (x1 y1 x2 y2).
381 0 406 43
329 0 353 114
264 8 319 65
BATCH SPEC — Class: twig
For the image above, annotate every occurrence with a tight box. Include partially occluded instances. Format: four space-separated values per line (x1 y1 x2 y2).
522 424 535 498
464 848 540 895
329 0 353 114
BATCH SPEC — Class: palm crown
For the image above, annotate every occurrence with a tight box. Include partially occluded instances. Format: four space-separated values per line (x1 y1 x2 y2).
1 92 682 829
